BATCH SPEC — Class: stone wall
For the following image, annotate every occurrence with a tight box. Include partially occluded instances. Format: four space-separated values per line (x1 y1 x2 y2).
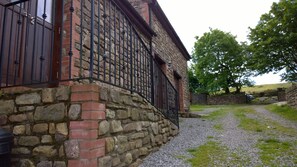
286 84 297 109
191 93 208 105
0 87 70 166
126 0 190 112
207 94 247 105
0 84 178 167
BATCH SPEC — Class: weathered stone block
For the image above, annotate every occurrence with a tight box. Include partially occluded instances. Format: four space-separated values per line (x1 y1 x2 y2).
59 146 65 158
18 136 39 146
33 146 57 157
49 123 56 134
131 149 140 159
18 159 34 167
105 137 115 153
110 90 120 103
125 153 133 164
130 108 140 121
99 120 110 136
13 125 26 135
55 123 68 142
99 87 108 101
117 110 128 119
110 120 123 133
139 147 148 156
56 86 70 101
19 106 34 112
130 132 144 140
123 122 142 132
9 114 27 122
98 156 112 167
33 123 48 133
11 147 31 155
135 139 142 148
151 123 159 135
41 135 53 143
42 88 56 103
106 109 115 119
68 104 81 120
64 140 79 159
37 161 52 167
143 136 150 145
112 157 121 167
16 93 41 105
0 100 14 114
54 161 66 167
34 103 65 121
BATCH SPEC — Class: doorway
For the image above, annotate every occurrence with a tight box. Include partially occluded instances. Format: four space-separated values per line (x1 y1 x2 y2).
0 0 61 87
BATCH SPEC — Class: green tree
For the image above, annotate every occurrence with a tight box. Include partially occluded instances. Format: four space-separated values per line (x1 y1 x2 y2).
248 0 297 81
187 67 207 93
192 29 253 94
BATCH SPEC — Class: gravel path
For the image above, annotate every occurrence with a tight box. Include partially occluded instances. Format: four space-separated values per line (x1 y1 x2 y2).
252 105 297 130
140 105 297 167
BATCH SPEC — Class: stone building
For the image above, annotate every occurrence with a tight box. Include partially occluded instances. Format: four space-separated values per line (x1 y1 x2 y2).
0 0 190 166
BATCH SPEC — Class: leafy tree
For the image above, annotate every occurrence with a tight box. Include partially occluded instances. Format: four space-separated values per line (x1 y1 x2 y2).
192 29 253 94
248 0 297 81
187 67 207 93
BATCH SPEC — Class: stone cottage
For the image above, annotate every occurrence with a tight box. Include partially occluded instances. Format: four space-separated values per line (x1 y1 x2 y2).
0 0 190 166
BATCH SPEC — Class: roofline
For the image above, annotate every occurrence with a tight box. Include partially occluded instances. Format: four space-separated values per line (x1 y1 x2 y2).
114 0 156 39
150 0 191 60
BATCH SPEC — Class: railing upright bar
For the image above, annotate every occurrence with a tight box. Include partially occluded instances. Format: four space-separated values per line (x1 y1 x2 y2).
89 0 95 81
59 0 64 80
79 0 83 78
13 5 23 85
97 0 101 79
69 0 74 80
30 0 38 83
0 7 8 86
23 0 31 84
129 23 133 93
113 5 117 85
39 0 47 82
49 0 56 82
103 0 107 82
6 5 15 86
108 0 112 83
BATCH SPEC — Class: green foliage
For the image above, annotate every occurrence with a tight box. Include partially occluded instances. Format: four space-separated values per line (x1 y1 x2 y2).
241 83 292 94
192 29 253 94
234 108 266 132
248 0 297 81
266 104 297 122
187 68 207 93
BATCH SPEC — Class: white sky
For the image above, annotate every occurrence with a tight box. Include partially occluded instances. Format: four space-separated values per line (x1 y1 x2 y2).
157 0 284 85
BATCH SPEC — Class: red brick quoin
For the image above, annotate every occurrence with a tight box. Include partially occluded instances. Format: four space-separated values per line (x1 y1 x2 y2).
68 84 106 167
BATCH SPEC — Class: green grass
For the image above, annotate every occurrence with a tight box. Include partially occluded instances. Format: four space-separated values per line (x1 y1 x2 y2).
266 104 297 122
241 83 292 94
257 138 297 166
213 124 223 131
190 105 220 112
201 109 227 120
187 141 250 166
187 141 228 166
234 108 266 132
234 107 297 136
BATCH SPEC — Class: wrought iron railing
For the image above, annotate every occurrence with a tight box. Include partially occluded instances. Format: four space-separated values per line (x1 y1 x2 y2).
0 0 179 127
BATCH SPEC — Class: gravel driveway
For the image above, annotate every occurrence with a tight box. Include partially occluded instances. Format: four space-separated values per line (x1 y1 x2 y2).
139 105 297 167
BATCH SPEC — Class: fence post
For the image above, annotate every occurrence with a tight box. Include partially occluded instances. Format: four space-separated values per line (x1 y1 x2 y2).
150 41 154 104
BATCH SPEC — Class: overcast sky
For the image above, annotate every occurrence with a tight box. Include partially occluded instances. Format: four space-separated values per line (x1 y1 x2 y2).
157 0 283 85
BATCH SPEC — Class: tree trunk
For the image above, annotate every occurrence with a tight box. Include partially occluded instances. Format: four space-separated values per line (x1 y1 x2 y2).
225 87 230 94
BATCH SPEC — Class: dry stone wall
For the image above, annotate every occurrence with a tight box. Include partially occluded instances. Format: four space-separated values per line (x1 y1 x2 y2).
0 84 178 167
286 84 297 109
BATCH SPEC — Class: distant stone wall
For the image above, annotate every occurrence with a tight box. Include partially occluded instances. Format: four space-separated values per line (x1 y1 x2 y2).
286 84 297 109
191 93 207 105
0 84 178 167
207 94 247 105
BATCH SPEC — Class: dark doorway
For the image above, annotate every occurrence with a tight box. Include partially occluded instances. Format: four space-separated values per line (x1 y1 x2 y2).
174 71 184 112
0 0 61 87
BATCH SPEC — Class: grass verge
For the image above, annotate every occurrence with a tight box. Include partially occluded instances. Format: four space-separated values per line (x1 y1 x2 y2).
257 138 297 166
266 104 297 122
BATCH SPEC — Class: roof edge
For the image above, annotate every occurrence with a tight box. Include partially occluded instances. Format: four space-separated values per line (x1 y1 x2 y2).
114 0 156 39
150 0 191 60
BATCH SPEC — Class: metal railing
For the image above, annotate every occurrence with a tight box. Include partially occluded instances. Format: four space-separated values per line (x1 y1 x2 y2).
0 0 179 127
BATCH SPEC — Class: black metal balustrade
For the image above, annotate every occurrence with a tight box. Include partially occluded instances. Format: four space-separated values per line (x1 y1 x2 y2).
0 0 179 127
